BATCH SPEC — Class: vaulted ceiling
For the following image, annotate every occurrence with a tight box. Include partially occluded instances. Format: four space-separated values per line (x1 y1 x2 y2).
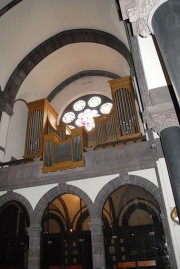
0 0 131 117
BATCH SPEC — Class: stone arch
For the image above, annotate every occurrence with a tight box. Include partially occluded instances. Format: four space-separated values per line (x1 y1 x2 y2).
94 174 163 219
3 28 132 115
32 183 93 226
0 191 33 220
93 173 177 269
47 70 120 102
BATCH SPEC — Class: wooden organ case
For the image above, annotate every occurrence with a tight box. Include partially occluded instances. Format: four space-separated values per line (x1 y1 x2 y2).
24 77 143 173
94 76 141 146
24 98 58 159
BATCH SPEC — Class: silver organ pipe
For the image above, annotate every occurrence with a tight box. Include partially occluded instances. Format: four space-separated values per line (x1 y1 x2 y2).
106 111 116 142
114 88 139 136
26 110 42 155
96 121 105 144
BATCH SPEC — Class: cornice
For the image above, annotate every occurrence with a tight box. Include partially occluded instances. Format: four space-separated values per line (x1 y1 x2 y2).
119 0 168 37
143 102 179 134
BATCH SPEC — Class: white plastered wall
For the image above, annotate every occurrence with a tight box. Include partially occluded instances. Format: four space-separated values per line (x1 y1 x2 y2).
137 35 167 90
156 158 180 268
3 101 28 162
0 112 10 162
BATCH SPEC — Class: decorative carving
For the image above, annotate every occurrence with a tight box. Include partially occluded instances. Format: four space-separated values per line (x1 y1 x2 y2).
119 0 168 37
143 102 179 134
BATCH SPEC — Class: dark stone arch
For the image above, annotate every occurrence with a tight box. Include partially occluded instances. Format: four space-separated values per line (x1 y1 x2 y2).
32 183 93 226
75 209 90 231
3 29 132 115
0 0 23 17
47 70 120 102
94 174 177 269
121 202 160 226
94 174 162 219
0 191 33 220
41 212 65 232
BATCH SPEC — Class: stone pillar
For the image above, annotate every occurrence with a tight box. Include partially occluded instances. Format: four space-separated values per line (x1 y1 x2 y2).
152 0 180 106
89 218 106 269
119 0 180 217
143 103 180 217
161 126 180 217
27 225 42 269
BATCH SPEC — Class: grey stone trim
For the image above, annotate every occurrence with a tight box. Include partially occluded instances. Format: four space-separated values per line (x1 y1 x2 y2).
0 190 33 216
0 0 23 17
0 139 164 191
0 146 5 153
32 183 93 225
3 29 132 116
47 70 120 102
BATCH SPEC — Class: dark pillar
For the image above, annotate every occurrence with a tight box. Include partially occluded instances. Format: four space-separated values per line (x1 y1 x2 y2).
152 0 180 107
27 225 41 269
89 218 106 269
160 126 180 218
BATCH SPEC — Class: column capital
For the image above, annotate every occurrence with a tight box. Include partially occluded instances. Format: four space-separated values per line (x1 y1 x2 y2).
119 0 168 37
143 102 179 134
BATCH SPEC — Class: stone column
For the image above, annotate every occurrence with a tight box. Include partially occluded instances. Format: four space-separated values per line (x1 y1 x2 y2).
89 218 106 269
152 0 180 106
27 225 42 269
143 103 180 217
160 126 180 216
119 0 180 217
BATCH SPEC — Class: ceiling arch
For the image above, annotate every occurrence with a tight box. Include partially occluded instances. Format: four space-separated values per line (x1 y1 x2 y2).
3 29 132 115
47 70 120 102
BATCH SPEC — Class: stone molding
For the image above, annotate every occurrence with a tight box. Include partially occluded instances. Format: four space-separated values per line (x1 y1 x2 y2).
143 102 179 134
119 0 168 37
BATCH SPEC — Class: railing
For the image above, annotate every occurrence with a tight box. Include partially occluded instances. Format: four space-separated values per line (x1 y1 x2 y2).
0 157 34 168
94 135 146 150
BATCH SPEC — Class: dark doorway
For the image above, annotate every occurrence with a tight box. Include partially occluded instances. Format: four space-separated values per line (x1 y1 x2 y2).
40 194 92 269
0 201 29 269
103 185 171 269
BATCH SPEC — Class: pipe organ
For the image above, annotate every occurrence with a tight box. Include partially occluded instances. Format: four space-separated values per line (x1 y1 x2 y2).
24 77 142 172
109 76 140 138
24 99 58 159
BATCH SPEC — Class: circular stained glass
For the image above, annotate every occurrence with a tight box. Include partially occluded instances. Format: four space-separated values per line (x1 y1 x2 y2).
73 100 86 111
88 96 101 107
62 112 75 123
75 118 83 127
91 109 98 117
78 112 84 119
100 103 113 114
